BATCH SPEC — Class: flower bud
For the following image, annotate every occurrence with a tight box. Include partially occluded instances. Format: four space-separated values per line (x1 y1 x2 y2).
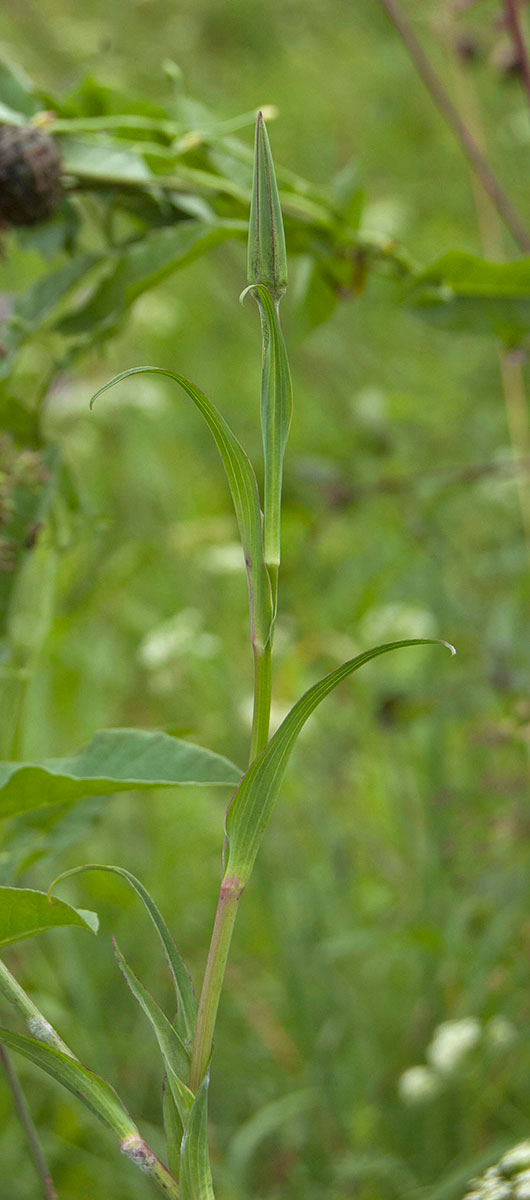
247 111 287 297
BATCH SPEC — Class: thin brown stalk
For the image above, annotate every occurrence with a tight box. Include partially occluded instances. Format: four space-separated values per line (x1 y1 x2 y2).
442 9 530 558
379 0 530 252
503 0 530 108
0 1046 58 1199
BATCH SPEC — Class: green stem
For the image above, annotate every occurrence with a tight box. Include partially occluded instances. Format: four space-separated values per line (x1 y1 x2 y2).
189 878 242 1093
249 640 272 763
0 959 74 1058
0 1046 58 1199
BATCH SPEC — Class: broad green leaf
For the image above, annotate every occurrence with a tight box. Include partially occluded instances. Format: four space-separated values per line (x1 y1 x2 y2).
59 222 245 339
243 283 293 591
180 1074 215 1200
113 938 194 1126
0 887 97 946
407 251 530 340
49 864 197 1044
91 368 274 652
163 1081 184 1179
0 727 242 820
225 639 455 885
60 136 153 184
0 1029 138 1139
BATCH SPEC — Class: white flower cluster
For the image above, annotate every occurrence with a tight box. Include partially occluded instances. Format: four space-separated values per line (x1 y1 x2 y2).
463 1142 530 1200
398 1016 515 1105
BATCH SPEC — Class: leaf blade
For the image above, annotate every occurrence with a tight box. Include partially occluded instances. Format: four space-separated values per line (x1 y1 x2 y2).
49 864 197 1044
180 1074 215 1200
225 639 455 885
0 1029 138 1140
0 887 98 947
113 938 194 1126
91 368 273 651
0 727 242 820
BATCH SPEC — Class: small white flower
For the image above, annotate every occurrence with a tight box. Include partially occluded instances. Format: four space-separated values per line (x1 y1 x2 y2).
138 608 220 669
398 1065 439 1103
502 1144 530 1175
514 1169 530 1200
427 1017 482 1074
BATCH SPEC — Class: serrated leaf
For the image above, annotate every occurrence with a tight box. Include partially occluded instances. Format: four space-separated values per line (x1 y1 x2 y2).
225 639 455 885
0 1029 137 1139
407 251 530 340
91 368 273 652
0 727 242 820
49 864 197 1044
113 938 194 1126
180 1074 215 1200
0 887 98 946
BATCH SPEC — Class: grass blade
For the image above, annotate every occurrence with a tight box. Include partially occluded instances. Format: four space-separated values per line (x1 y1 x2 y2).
113 937 194 1126
225 639 455 885
0 1029 138 1140
49 864 197 1045
163 1080 183 1180
91 368 273 653
180 1073 215 1200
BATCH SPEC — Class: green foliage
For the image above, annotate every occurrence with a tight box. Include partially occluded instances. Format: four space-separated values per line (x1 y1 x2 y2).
90 367 274 652
0 1029 138 1139
225 639 453 887
50 863 198 1043
0 3 530 1198
0 886 97 945
180 1075 215 1200
408 252 530 341
0 728 241 819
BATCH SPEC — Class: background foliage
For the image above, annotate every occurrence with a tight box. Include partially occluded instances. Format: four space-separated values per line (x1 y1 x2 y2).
1 1 529 1197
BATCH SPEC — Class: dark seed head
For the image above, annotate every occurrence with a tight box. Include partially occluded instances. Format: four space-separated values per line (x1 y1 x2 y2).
0 123 63 227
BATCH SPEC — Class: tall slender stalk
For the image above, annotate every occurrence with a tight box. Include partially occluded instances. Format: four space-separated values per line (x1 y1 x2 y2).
189 112 288 1095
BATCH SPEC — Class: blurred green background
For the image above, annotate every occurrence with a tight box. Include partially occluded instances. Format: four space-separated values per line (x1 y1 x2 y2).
1 1 530 1197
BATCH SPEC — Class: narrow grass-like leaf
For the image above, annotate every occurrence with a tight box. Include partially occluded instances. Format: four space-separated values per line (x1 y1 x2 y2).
113 937 194 1126
91 367 273 651
0 1029 138 1140
242 283 292 592
49 864 197 1044
225 639 455 885
163 1081 184 1180
0 887 98 947
180 1073 215 1200
0 727 241 820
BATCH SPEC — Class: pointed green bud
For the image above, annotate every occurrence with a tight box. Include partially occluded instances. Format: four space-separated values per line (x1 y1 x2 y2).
247 111 288 297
